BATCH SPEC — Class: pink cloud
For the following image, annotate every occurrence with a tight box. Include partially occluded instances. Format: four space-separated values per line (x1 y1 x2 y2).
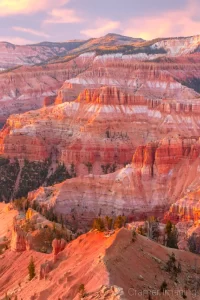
123 0 200 39
81 19 120 38
0 36 34 45
12 26 50 38
0 0 69 16
44 9 82 24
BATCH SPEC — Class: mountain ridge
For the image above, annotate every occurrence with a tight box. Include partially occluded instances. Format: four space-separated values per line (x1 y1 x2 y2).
0 33 199 70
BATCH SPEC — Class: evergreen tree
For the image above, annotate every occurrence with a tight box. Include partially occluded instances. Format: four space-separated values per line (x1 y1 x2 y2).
165 220 173 236
92 218 105 232
166 225 178 249
188 233 197 253
114 215 126 229
110 163 117 173
165 252 181 279
46 163 71 186
32 201 37 211
85 162 92 174
165 221 178 249
59 214 64 229
105 130 110 138
137 225 146 236
70 163 76 177
160 280 168 293
105 216 113 230
28 256 36 281
101 164 111 174
132 229 137 242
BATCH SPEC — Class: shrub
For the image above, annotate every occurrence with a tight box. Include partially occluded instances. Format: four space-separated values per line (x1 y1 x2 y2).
132 229 137 242
13 197 27 211
78 284 86 298
165 252 181 279
22 220 35 233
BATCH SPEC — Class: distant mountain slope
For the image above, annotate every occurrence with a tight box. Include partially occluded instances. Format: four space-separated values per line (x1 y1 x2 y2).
49 34 200 64
0 34 199 69
0 33 199 124
68 33 144 53
0 40 87 69
0 33 143 70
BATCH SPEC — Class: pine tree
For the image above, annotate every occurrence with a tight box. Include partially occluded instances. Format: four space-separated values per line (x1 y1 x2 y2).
132 229 137 242
70 163 76 177
85 162 92 174
166 225 178 249
160 280 168 293
92 218 105 232
105 216 113 230
165 220 172 236
188 233 197 253
60 214 64 229
28 256 36 281
114 215 125 229
165 221 178 249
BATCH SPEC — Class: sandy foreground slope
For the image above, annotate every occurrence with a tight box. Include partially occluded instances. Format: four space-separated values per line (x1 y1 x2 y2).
0 217 200 299
0 203 18 242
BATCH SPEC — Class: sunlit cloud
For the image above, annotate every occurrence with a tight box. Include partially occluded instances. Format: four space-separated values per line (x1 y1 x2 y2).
12 26 50 38
81 19 120 38
44 9 82 24
0 0 69 16
123 0 200 39
0 0 199 43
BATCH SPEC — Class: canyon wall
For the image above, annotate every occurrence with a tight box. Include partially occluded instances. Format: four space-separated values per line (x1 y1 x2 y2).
27 137 200 223
0 34 200 124
0 54 94 123
0 34 200 222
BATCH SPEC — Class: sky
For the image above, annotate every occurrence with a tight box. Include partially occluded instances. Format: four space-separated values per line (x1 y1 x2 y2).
0 0 199 44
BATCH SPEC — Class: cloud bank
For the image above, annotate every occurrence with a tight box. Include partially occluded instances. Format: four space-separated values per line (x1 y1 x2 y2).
0 0 199 44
